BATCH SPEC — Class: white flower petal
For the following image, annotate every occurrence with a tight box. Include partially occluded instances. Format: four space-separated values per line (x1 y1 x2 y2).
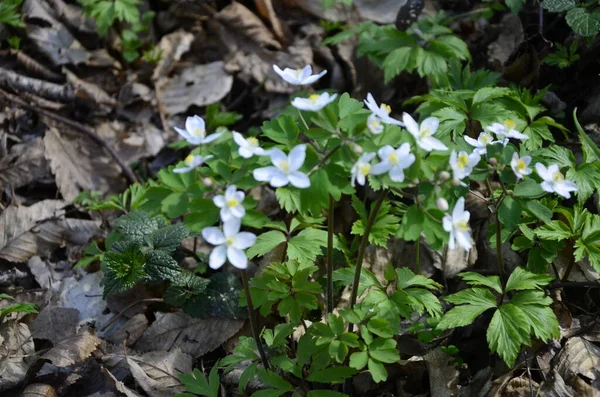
388 166 406 182
234 232 257 249
535 163 552 180
233 131 247 147
239 147 253 158
397 153 416 169
213 195 226 208
402 113 419 137
225 185 237 198
541 181 555 193
270 170 290 187
253 166 279 182
173 166 194 174
288 171 310 188
370 161 391 175
230 205 246 218
378 145 394 160
223 218 241 237
227 247 248 269
185 115 205 134
288 144 307 171
220 207 233 222
209 245 227 269
201 131 223 144
420 117 439 135
455 230 473 251
452 197 466 220
422 137 448 151
269 148 287 165
202 227 226 245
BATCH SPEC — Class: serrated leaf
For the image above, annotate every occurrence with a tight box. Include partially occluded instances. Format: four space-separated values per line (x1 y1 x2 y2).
506 0 526 13
185 272 246 319
165 271 210 307
536 220 572 241
382 46 414 82
567 163 600 205
458 272 502 294
275 187 301 213
566 7 600 37
261 115 299 146
542 0 576 12
437 288 497 330
397 268 442 290
150 223 189 253
145 250 182 282
287 228 328 263
102 242 147 297
509 291 559 341
505 267 554 292
246 231 287 259
472 87 510 104
338 93 364 119
487 304 530 367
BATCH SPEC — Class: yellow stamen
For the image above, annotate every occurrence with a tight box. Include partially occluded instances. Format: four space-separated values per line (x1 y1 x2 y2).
456 220 469 231
372 120 380 127
279 160 290 172
504 119 516 129
420 128 431 138
517 160 527 170
359 163 371 176
553 172 565 182
226 237 235 246
388 152 399 165
248 137 258 145
309 94 320 102
457 154 469 169
227 198 239 208
481 134 491 144
381 104 391 114
184 154 195 166
192 128 204 137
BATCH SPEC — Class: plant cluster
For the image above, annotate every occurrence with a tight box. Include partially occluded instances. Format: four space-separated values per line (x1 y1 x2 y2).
0 294 38 323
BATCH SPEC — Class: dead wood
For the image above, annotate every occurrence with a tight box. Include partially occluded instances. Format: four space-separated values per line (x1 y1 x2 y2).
0 67 73 102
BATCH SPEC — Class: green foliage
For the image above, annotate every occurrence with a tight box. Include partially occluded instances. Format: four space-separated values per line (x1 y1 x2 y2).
543 42 580 69
0 0 24 27
542 0 600 36
0 294 38 322
75 184 147 212
437 268 558 367
177 364 221 397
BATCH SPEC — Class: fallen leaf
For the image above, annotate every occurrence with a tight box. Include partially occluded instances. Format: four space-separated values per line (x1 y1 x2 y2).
21 383 58 397
423 347 459 397
254 0 286 43
536 369 574 397
101 313 148 346
28 256 74 293
555 337 600 385
134 312 244 358
152 30 195 82
57 271 106 323
30 307 80 344
102 366 144 397
0 321 35 391
44 127 125 202
156 62 233 115
65 69 117 109
42 328 101 367
126 351 190 397
216 2 281 51
0 137 49 191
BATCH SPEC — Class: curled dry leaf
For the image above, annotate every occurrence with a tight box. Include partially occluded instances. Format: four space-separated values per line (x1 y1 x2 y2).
156 62 234 115
102 367 144 397
44 127 126 202
41 328 101 367
29 307 80 344
555 337 600 385
126 351 191 397
101 313 148 346
27 256 74 293
254 0 286 43
65 69 117 109
21 383 58 397
0 321 35 391
216 2 281 51
152 30 195 82
134 312 244 358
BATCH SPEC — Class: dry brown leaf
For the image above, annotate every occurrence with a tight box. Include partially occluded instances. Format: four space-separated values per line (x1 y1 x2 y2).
22 383 58 397
96 121 164 165
423 347 459 397
216 2 281 51
536 369 574 397
27 256 74 293
134 312 244 358
254 0 286 43
65 69 117 109
102 367 144 397
42 328 101 367
0 321 35 391
156 62 234 115
101 313 148 346
29 307 80 344
152 30 195 82
137 348 192 386
57 271 106 323
44 127 125 202
0 137 48 190
555 337 600 385
126 353 189 397
50 0 96 33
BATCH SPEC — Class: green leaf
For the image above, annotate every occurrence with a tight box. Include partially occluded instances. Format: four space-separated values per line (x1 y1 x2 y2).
399 205 424 241
514 179 545 198
338 93 364 119
115 211 164 240
405 288 443 317
567 163 600 205
287 228 328 263
165 271 210 307
504 267 554 292
397 268 442 290
349 351 369 370
510 290 559 341
382 46 414 82
542 0 576 12
262 115 299 146
0 0 24 27
250 390 286 397
186 273 246 319
574 109 600 163
145 250 182 282
308 366 356 383
150 223 189 253
536 220 572 241
367 358 388 383
276 187 302 213
333 267 381 296
437 288 497 330
0 303 38 318
522 200 553 224
246 231 287 259
179 368 211 397
307 391 348 397
458 272 502 294
505 0 525 13
498 196 521 232
473 87 511 104
566 7 600 37
102 243 147 297
300 169 333 216
352 200 399 247
486 304 530 367
162 192 189 218
257 369 294 391
416 48 447 78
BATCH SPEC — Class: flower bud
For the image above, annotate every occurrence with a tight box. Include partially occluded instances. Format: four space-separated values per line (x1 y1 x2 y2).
489 157 498 166
436 198 449 211
417 194 426 202
412 178 420 185
452 178 461 187
439 171 451 182
202 177 213 187
352 144 363 154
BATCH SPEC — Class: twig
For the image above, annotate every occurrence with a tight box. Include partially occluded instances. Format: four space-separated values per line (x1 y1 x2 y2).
0 67 73 101
326 194 335 315
12 50 63 82
100 298 164 332
0 89 139 184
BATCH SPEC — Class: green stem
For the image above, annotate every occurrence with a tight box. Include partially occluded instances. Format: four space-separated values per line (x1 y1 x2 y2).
486 179 505 288
308 144 341 176
298 110 310 130
241 270 270 369
348 190 387 322
327 195 335 316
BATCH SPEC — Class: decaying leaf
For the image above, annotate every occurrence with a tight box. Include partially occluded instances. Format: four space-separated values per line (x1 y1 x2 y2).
152 30 195 81
102 367 144 397
537 369 574 397
156 62 234 115
21 383 58 397
44 127 125 202
101 313 148 346
41 328 101 367
0 321 35 391
0 200 100 262
254 0 286 43
29 307 80 344
126 353 189 397
423 347 459 397
57 271 106 323
555 337 600 385
134 312 244 358
27 256 74 293
0 137 48 191
65 69 117 109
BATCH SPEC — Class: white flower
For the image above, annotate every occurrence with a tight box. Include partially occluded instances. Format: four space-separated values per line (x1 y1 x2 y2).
367 113 384 135
253 144 310 188
370 143 415 182
213 185 246 222
351 152 376 186
364 93 404 126
436 198 449 211
202 218 256 270
233 132 266 158
464 132 496 155
450 150 481 180
443 197 472 251
173 154 213 173
403 113 448 152
291 92 337 112
535 163 578 199
174 115 223 145
510 153 532 180
486 119 528 143
272 64 327 85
